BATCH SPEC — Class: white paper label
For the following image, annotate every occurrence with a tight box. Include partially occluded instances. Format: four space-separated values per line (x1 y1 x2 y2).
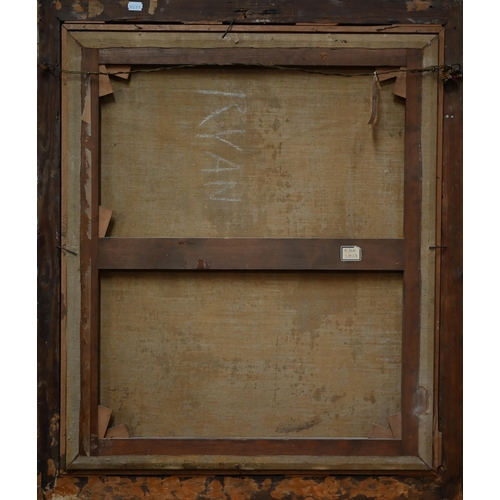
340 245 362 262
128 1 143 11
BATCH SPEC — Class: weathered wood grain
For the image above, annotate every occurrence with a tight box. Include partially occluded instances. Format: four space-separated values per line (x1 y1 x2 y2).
418 37 439 468
66 453 431 471
439 3 463 499
64 24 444 34
61 26 85 470
45 474 443 499
401 49 423 456
99 47 408 66
37 0 61 489
98 238 405 270
79 48 100 457
70 30 435 50
55 0 450 25
98 438 401 456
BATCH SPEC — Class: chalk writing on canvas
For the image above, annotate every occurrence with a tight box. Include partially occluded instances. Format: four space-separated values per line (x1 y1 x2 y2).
196 90 247 202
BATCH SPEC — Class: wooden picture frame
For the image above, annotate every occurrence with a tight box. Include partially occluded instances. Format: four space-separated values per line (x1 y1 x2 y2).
60 25 442 473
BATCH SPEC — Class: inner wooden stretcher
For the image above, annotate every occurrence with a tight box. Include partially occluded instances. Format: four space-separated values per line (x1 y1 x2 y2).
98 66 406 440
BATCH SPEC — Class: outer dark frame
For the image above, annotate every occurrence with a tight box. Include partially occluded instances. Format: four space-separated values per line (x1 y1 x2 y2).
38 1 462 499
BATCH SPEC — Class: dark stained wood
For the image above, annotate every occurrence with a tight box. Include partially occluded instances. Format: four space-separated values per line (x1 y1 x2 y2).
99 47 407 67
79 48 100 457
56 0 449 25
98 238 405 271
98 438 402 457
401 49 423 456
90 52 102 459
37 0 62 489
431 26 445 472
439 3 463 499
